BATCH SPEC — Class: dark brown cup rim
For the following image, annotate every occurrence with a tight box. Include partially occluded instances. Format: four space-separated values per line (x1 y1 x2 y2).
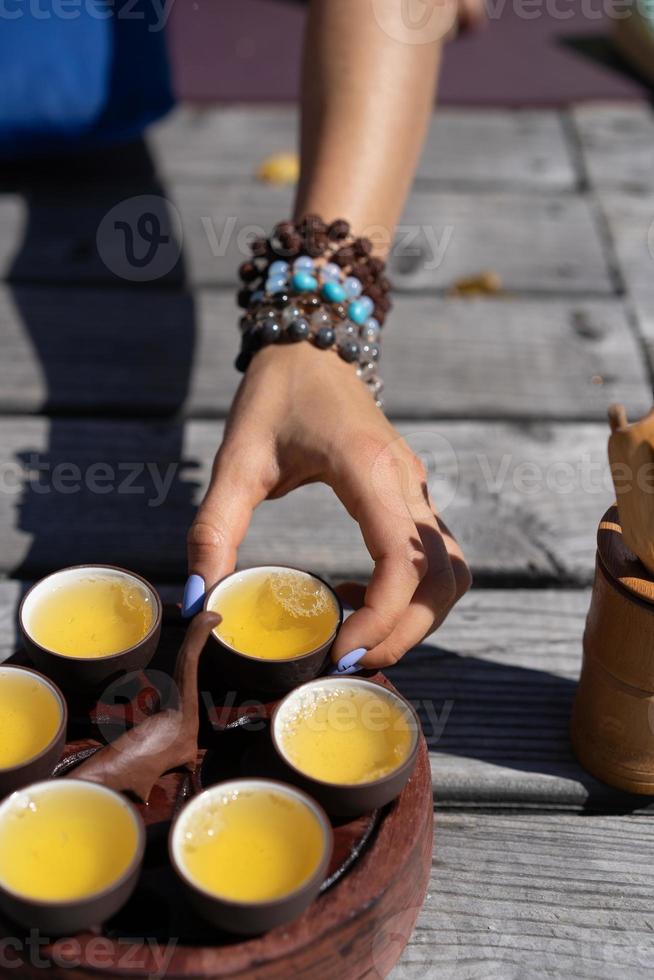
0 665 68 774
203 565 343 664
18 564 163 663
0 778 146 908
271 676 421 790
169 777 333 908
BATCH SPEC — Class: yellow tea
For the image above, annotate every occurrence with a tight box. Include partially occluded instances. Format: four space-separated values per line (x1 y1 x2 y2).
28 575 153 659
0 782 140 901
177 785 325 902
278 684 415 785
0 669 62 769
209 568 338 661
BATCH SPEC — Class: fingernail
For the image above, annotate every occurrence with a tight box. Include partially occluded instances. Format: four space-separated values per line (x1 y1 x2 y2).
330 647 367 676
182 574 205 619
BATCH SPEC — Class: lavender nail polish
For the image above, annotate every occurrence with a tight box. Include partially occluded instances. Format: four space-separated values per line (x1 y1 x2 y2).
330 647 367 676
182 574 205 619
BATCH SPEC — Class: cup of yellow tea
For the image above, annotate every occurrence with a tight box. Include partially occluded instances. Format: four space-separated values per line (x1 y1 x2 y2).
271 677 420 816
0 666 67 798
19 565 162 690
0 779 145 935
204 566 342 695
170 778 332 935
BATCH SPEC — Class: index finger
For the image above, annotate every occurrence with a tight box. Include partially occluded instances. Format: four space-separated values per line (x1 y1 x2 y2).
185 448 268 609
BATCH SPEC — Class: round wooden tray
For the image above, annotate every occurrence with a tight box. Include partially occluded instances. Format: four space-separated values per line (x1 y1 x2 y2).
3 607 433 979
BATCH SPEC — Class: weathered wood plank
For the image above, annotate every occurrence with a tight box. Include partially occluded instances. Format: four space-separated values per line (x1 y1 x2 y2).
0 418 611 582
179 185 614 294
393 812 654 979
597 190 654 299
389 588 654 811
0 287 648 420
418 109 578 189
146 106 578 189
572 102 654 193
0 581 20 663
597 189 654 380
147 106 299 183
0 184 614 294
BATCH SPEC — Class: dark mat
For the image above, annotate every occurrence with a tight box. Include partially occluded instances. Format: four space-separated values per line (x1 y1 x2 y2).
167 0 652 106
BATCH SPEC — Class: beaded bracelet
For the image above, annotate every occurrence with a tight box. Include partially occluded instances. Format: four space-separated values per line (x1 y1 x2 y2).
234 216 392 406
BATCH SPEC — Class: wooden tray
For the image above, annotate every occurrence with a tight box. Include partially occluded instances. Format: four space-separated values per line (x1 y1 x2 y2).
3 606 433 979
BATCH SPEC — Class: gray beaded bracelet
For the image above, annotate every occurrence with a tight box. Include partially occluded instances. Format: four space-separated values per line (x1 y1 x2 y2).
235 218 390 407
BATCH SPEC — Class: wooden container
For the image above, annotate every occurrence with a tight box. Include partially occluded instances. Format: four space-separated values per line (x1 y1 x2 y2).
571 505 654 794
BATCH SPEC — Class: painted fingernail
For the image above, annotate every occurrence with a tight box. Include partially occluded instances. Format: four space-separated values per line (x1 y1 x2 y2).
330 647 367 676
182 574 205 619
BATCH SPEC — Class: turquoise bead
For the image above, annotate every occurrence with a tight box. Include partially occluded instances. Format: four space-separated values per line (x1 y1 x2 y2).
348 300 369 325
322 280 347 303
292 271 319 293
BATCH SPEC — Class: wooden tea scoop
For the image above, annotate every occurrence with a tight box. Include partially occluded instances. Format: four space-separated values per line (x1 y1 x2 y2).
607 403 654 577
74 611 220 802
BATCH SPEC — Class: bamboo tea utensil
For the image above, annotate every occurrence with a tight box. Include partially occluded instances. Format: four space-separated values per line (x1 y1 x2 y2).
571 405 654 794
607 403 654 579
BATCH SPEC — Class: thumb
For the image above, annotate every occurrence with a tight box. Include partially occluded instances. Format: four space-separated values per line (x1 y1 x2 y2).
184 451 266 616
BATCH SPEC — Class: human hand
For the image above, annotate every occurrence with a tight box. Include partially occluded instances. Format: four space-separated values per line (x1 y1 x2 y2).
184 342 470 670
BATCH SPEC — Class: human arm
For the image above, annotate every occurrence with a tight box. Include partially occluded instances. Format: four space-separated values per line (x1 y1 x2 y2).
185 0 470 668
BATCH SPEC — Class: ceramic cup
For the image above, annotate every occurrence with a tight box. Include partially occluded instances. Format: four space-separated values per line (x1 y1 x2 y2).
19 565 162 691
271 677 421 816
0 779 145 935
203 566 343 696
0 666 67 799
169 778 333 935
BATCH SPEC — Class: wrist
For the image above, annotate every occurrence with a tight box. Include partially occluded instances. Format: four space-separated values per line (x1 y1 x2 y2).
244 339 383 423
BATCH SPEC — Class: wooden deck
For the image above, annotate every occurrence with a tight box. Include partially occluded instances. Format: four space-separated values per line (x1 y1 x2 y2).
1 103 653 977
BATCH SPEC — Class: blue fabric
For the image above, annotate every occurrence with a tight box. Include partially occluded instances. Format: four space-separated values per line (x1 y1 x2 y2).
0 0 174 158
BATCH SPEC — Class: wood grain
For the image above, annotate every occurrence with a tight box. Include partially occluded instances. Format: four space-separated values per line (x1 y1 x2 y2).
597 190 654 376
0 184 613 294
146 107 578 190
147 106 299 183
393 191 611 294
572 103 654 193
0 288 649 421
392 812 654 979
598 191 654 301
0 418 612 582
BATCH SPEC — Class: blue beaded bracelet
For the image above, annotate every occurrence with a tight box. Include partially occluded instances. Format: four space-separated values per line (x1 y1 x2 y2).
235 217 390 407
